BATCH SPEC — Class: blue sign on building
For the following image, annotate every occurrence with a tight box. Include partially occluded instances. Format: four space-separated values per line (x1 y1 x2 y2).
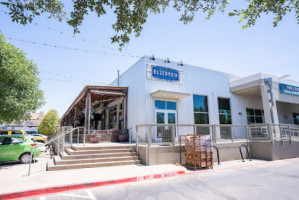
151 66 180 82
279 83 299 96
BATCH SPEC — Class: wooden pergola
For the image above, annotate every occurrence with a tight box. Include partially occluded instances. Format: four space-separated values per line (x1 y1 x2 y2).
60 85 128 135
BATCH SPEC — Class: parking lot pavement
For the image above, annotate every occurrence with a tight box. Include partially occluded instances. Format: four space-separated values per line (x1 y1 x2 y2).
26 158 299 200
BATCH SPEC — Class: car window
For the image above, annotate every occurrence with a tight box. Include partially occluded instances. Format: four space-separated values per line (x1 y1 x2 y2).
11 131 22 135
27 131 37 135
0 131 9 135
1 137 12 145
12 138 23 144
33 134 40 136
0 138 3 144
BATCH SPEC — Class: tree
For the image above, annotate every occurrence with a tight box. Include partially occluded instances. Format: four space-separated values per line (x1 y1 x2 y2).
1 1 299 47
0 31 44 124
38 109 60 135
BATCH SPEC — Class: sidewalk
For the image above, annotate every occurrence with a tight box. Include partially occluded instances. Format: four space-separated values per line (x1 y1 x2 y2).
0 151 267 196
0 152 187 195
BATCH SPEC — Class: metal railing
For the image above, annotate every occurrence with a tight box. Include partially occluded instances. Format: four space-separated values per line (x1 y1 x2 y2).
248 124 299 143
135 124 250 148
135 123 299 151
47 126 85 160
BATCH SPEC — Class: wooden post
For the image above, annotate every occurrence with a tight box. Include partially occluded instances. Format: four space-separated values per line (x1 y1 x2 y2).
74 106 78 128
124 96 127 130
84 93 91 136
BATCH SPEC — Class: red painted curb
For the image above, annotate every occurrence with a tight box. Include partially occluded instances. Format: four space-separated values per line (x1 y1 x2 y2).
1 158 298 200
0 170 186 200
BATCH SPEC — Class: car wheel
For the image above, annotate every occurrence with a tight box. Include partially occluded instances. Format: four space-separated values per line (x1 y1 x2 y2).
19 153 32 164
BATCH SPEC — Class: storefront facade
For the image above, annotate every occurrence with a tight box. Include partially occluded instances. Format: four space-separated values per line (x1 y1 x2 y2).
108 56 299 142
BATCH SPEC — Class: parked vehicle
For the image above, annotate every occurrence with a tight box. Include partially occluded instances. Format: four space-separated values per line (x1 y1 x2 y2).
26 131 38 135
0 135 40 164
0 129 27 136
31 134 47 143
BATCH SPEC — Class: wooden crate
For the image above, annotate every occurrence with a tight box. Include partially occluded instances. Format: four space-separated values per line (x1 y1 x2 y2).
185 135 213 170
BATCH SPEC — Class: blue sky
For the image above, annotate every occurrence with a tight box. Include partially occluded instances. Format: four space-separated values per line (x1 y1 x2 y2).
0 1 298 117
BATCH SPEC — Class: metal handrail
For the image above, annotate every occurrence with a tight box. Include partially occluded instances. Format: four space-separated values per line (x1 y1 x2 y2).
46 126 85 159
45 126 84 145
239 144 252 162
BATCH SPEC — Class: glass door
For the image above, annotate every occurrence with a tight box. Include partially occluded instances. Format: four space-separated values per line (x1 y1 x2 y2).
155 100 177 142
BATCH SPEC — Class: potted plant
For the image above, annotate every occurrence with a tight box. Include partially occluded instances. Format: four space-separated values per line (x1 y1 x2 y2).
90 130 101 143
118 129 129 142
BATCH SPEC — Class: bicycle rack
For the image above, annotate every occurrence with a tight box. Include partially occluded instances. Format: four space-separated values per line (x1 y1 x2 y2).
239 144 252 162
212 146 221 165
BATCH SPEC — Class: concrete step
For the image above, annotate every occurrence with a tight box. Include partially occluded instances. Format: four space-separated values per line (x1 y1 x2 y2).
71 145 134 151
47 160 140 171
54 156 139 165
62 152 137 160
66 148 133 155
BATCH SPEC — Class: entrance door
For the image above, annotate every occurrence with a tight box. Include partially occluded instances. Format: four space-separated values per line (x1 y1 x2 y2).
155 100 177 142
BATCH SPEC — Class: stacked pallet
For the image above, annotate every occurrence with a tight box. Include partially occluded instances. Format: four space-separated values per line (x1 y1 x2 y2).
185 135 213 169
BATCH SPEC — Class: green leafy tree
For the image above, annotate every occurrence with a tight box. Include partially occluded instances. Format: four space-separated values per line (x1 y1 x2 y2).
1 1 299 47
38 109 60 135
0 31 44 124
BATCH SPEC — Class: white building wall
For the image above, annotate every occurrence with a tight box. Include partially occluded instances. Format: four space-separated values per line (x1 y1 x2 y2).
110 57 147 140
143 57 239 126
231 94 263 125
111 56 298 141
276 102 299 124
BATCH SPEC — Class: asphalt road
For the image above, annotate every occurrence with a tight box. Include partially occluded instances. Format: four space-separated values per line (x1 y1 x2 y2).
30 158 299 200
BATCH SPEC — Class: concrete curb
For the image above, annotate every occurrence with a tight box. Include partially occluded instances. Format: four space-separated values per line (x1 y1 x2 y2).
1 158 298 200
0 170 186 200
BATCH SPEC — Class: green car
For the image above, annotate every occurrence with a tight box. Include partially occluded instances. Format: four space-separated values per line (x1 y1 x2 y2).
0 135 40 164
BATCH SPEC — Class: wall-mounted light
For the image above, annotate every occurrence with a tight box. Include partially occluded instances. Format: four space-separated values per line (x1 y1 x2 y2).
178 61 183 66
165 58 170 63
239 112 242 116
150 55 155 60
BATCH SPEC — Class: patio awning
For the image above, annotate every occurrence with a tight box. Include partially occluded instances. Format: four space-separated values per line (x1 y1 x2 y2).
151 90 190 100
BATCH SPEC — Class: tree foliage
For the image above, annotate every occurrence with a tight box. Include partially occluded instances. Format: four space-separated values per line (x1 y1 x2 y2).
0 31 44 124
38 109 60 135
1 0 299 47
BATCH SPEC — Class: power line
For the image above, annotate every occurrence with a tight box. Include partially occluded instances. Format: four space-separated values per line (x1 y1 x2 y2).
0 9 141 58
39 70 108 85
7 37 140 58
40 76 109 85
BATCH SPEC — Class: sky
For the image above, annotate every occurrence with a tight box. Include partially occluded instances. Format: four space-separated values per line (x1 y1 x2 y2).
0 1 298 117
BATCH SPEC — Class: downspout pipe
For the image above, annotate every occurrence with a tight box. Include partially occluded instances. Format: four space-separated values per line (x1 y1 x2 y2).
117 70 120 86
264 78 275 124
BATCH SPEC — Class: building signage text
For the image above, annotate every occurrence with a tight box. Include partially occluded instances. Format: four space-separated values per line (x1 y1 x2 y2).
279 83 299 96
147 64 183 83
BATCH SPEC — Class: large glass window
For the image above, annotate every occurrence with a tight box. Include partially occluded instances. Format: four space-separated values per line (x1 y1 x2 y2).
155 100 166 109
156 112 165 124
293 113 299 125
218 98 231 139
155 100 176 110
246 109 265 124
193 95 209 124
218 98 231 124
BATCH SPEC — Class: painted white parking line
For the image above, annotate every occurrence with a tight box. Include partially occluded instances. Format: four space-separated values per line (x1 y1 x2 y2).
86 190 97 200
55 190 97 199
58 192 91 199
